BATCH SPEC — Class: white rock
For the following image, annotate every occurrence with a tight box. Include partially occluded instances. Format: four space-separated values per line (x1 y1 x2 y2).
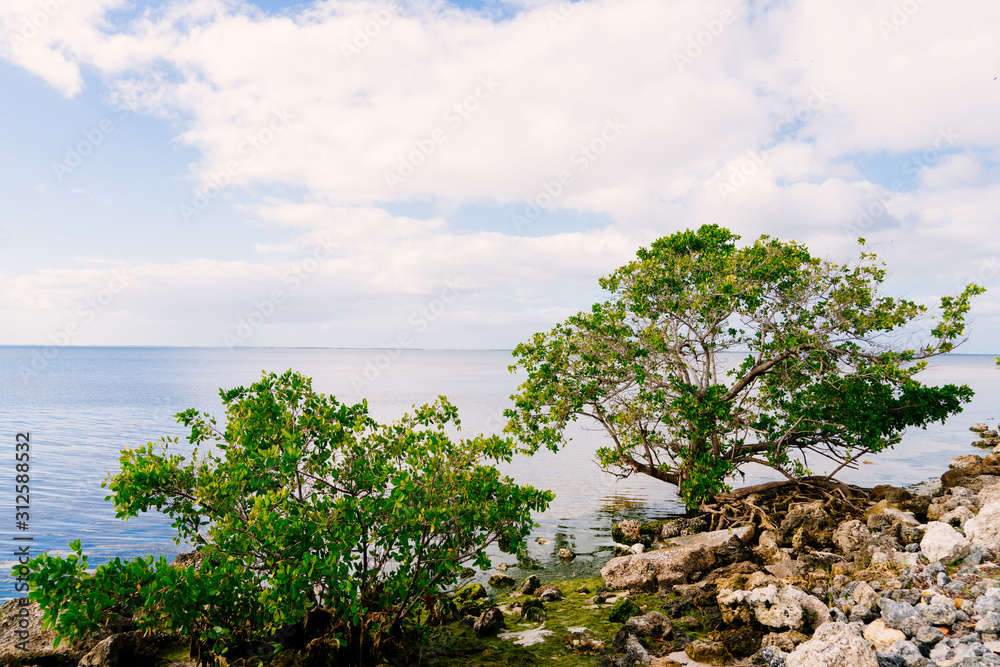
919 521 971 563
938 505 975 528
660 525 755 549
965 501 1000 549
851 582 880 610
718 584 829 631
629 543 645 555
786 622 878 667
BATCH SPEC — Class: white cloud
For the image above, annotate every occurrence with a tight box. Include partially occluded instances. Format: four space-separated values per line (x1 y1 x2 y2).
2 0 999 350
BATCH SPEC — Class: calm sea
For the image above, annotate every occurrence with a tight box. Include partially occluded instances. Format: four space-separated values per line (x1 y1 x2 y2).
0 347 997 599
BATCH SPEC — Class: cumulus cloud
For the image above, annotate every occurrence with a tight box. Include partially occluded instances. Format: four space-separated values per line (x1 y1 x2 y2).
2 0 999 349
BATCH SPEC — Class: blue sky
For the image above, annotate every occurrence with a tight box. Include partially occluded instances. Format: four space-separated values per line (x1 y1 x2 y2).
1 0 999 352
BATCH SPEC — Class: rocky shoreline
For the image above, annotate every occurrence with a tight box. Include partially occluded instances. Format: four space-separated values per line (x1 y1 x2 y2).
5 423 1000 666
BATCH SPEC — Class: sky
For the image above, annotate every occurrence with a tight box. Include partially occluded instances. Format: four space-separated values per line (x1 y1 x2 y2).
1 0 999 352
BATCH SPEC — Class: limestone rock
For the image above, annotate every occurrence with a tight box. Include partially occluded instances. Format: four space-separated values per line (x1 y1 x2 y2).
919 521 971 563
980 485 1000 506
765 559 812 581
939 505 975 528
558 548 575 559
520 575 541 595
965 501 1000 549
718 584 829 631
862 619 905 652
851 581 880 610
660 525 754 550
785 622 878 667
617 519 643 543
601 545 715 592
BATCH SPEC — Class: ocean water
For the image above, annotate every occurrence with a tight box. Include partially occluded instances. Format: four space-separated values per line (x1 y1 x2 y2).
0 347 997 599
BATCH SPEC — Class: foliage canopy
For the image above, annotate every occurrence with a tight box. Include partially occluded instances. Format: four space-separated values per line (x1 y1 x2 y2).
26 370 552 663
506 225 984 509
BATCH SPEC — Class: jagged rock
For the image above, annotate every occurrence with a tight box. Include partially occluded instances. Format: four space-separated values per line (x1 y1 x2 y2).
781 501 835 547
474 607 504 637
920 594 956 626
616 519 643 543
685 639 732 665
862 619 905 652
851 581 880 610
939 505 975 528
965 502 1000 549
601 545 715 592
855 534 902 564
877 598 920 631
785 622 878 667
756 530 792 564
718 584 829 631
875 639 925 667
928 488 980 520
919 521 970 563
975 588 1000 615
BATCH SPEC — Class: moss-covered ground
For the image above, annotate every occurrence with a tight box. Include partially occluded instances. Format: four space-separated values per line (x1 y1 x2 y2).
396 576 700 667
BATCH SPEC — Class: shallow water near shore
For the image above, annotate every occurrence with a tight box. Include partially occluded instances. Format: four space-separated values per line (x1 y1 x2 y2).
0 347 996 599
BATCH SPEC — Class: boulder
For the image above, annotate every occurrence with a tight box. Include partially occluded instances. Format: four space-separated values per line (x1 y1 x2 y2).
717 584 829 631
785 622 878 667
919 521 971 563
972 423 991 432
862 619 905 652
558 548 575 559
965 502 1000 549
601 545 715 592
756 530 792 564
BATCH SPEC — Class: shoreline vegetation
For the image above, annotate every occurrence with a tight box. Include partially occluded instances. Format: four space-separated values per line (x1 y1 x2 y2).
5 227 993 666
4 422 1000 666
